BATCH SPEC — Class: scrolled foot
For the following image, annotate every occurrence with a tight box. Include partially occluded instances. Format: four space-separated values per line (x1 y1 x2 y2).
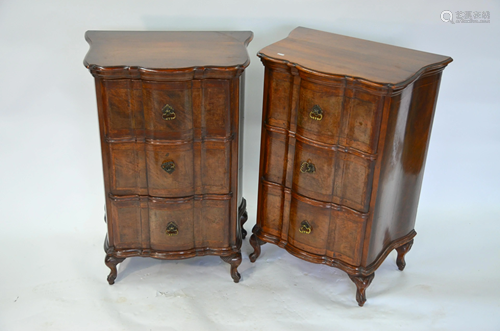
105 255 125 285
396 239 414 271
348 273 375 307
249 234 266 263
220 252 242 283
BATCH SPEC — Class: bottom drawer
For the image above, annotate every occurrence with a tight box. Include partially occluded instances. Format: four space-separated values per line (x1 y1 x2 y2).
107 195 233 252
287 193 367 265
258 181 367 266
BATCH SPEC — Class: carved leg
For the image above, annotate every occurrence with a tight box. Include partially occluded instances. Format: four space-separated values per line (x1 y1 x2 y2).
348 273 375 307
238 198 248 239
240 211 248 239
249 234 266 263
105 254 125 285
220 252 242 283
396 239 414 271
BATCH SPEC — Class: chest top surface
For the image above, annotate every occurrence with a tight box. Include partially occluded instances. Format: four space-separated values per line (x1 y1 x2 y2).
84 31 253 70
259 27 452 87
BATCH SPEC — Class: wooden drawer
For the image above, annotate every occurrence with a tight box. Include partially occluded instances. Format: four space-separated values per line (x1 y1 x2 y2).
297 79 343 145
262 69 383 155
287 193 366 266
145 141 195 197
107 195 232 252
142 80 194 140
107 140 231 197
102 79 232 141
292 137 375 213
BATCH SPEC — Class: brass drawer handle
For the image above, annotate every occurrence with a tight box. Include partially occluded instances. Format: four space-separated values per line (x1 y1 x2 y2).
166 222 179 236
162 104 176 121
161 160 176 174
299 220 312 234
300 159 316 174
309 105 323 121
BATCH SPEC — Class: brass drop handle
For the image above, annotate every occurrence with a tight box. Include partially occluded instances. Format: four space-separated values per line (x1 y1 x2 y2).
166 222 179 236
161 160 176 174
162 104 176 121
300 159 316 174
309 105 323 121
299 220 312 234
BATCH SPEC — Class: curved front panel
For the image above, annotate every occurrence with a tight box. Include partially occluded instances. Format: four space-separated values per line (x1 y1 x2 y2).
107 195 232 253
297 79 344 145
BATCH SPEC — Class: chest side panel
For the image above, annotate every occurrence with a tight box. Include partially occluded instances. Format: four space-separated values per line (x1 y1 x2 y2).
366 71 444 265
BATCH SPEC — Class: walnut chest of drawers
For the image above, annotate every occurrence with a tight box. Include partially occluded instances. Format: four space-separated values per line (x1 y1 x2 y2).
249 27 452 305
84 31 252 284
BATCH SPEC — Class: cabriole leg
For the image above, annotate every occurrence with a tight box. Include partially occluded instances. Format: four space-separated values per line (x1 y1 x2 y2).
396 239 414 271
348 273 375 307
220 252 242 283
240 211 248 239
238 198 248 239
105 255 125 285
249 234 266 263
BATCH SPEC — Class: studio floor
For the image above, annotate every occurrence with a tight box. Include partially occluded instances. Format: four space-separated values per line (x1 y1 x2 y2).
1 206 498 330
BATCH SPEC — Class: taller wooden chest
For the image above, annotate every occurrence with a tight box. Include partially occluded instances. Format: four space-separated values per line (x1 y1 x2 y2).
249 27 452 306
84 31 252 284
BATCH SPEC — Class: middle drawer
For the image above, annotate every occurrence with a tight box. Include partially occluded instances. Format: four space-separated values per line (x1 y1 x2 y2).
107 139 231 197
261 128 375 213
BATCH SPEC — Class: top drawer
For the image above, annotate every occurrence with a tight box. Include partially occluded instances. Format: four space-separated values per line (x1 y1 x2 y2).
100 79 232 140
264 70 384 154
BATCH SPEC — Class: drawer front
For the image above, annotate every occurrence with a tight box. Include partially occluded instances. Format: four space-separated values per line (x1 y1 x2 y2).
108 140 231 197
143 79 232 140
286 194 366 266
143 80 194 140
146 141 195 197
292 138 374 213
297 79 343 145
287 194 331 256
101 79 232 141
107 196 233 252
148 197 232 251
145 141 231 197
262 69 383 155
149 198 195 251
292 139 336 202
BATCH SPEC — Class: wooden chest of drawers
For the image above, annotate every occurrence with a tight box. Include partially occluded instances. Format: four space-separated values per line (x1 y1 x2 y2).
84 31 252 284
249 27 452 305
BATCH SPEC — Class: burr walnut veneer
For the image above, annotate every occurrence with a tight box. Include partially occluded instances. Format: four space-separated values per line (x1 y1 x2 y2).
84 31 252 284
249 27 452 306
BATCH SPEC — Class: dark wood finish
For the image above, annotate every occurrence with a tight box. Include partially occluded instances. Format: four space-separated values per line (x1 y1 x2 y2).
220 252 243 283
239 197 248 239
348 273 375 307
85 31 252 283
251 27 451 305
104 254 125 285
396 238 414 271
249 232 266 263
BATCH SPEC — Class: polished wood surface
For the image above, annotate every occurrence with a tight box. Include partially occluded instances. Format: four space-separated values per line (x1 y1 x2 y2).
85 31 253 69
259 27 451 87
85 31 252 284
251 27 451 306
